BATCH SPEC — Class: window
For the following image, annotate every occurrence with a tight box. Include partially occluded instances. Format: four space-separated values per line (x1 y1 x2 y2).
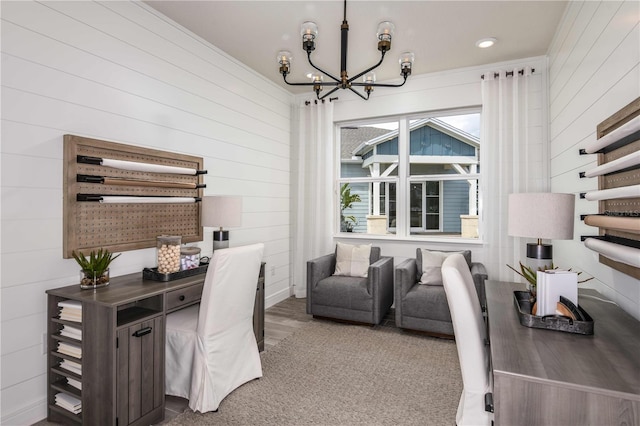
337 111 480 240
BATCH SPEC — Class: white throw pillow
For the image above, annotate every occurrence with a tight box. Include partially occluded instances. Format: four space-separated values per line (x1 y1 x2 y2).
334 242 372 278
419 249 467 285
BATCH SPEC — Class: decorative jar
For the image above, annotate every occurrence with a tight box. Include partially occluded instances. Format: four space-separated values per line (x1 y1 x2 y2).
180 246 201 270
157 235 181 274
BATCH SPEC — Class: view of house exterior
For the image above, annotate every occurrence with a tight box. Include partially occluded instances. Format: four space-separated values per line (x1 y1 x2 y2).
339 117 480 237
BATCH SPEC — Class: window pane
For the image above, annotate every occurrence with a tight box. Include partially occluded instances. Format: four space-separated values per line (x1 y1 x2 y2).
410 183 423 228
388 183 396 229
340 182 368 232
338 110 480 240
340 122 399 178
340 181 396 235
409 114 479 177
410 179 478 237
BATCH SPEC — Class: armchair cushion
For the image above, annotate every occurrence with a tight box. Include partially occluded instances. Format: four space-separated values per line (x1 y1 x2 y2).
311 275 372 312
418 249 472 285
334 242 372 277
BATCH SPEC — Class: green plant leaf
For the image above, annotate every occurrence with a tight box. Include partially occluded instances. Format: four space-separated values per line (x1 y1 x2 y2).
72 248 120 276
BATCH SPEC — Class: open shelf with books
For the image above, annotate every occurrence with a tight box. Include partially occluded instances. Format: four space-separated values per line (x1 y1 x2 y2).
47 296 84 424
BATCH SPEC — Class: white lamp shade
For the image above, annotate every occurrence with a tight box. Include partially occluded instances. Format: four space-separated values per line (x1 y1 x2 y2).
201 196 242 229
508 193 575 240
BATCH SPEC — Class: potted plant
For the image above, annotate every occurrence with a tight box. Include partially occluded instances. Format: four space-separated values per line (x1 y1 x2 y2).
72 248 120 289
340 183 361 232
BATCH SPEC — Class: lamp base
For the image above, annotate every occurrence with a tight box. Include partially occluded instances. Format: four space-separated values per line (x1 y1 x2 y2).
526 242 553 271
213 230 229 252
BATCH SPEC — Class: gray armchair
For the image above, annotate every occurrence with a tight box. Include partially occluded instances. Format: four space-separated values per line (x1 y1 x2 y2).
307 246 394 325
395 249 488 336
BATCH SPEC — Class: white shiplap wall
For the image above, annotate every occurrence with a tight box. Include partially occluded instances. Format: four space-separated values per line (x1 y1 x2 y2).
0 1 293 423
324 56 549 279
548 0 640 320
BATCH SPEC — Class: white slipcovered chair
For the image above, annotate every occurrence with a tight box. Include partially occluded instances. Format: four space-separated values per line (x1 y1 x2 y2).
165 243 264 413
441 253 493 426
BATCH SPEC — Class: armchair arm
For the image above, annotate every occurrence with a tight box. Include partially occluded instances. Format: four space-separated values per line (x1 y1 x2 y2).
368 256 394 324
394 258 417 328
306 253 335 314
368 256 394 293
471 262 488 278
395 258 418 299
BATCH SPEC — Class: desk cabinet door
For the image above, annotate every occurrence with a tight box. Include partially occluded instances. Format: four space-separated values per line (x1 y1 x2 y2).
116 316 164 426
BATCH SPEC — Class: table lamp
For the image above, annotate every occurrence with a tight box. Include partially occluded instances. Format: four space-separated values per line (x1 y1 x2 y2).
508 192 575 270
201 195 242 252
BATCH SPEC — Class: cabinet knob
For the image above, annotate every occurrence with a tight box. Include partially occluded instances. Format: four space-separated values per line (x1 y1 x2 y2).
179 295 185 301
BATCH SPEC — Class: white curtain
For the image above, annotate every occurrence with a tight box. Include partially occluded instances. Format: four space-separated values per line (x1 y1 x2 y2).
292 100 335 298
481 67 545 281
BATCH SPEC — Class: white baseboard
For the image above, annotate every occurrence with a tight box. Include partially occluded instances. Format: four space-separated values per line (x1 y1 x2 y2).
2 398 47 426
266 286 293 309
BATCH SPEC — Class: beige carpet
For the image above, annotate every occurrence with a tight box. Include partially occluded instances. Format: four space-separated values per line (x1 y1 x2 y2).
168 320 462 425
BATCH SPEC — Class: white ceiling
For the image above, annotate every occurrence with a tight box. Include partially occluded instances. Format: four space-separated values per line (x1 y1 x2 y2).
144 1 568 95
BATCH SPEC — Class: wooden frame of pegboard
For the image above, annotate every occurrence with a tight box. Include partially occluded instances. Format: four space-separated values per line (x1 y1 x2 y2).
63 134 205 258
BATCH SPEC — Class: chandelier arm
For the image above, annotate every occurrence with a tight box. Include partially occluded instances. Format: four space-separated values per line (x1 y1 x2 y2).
347 86 369 101
283 72 344 87
346 51 386 84
307 52 341 83
317 85 342 100
351 75 409 88
282 74 321 87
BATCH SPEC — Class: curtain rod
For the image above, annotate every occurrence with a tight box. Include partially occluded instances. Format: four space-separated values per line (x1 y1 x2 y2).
305 97 338 106
480 68 535 80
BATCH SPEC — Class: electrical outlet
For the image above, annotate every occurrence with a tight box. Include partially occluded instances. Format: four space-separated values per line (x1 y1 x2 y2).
271 266 276 276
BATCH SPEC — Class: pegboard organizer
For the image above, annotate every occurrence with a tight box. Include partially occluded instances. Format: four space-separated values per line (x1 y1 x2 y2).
579 98 640 279
64 134 206 258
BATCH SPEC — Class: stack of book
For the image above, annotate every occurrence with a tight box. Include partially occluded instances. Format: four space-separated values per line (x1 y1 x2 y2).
67 377 82 391
59 324 82 341
55 392 81 414
535 270 578 316
58 300 82 322
58 342 82 359
60 359 82 376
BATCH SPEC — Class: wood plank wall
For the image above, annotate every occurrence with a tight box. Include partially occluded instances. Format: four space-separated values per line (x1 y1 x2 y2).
548 0 640 319
0 2 292 423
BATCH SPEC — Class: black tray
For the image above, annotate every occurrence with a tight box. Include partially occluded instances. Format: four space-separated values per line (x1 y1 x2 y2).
142 264 208 282
513 291 594 335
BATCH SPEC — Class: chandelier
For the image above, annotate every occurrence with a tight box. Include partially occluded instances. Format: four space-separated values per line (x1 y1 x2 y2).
277 0 415 101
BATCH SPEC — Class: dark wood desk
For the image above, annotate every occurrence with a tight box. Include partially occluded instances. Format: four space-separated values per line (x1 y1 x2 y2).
485 280 640 426
46 265 265 426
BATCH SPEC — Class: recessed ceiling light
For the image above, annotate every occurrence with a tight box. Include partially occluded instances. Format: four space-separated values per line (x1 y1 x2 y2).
476 38 497 49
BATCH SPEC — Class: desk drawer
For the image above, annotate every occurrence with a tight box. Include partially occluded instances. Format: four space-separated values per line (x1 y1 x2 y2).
166 283 203 312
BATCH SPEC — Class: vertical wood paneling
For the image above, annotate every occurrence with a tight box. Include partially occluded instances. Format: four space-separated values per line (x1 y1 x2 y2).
0 1 293 423
548 0 640 320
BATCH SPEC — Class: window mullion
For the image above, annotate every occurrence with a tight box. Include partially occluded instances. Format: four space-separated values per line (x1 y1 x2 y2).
397 118 409 237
